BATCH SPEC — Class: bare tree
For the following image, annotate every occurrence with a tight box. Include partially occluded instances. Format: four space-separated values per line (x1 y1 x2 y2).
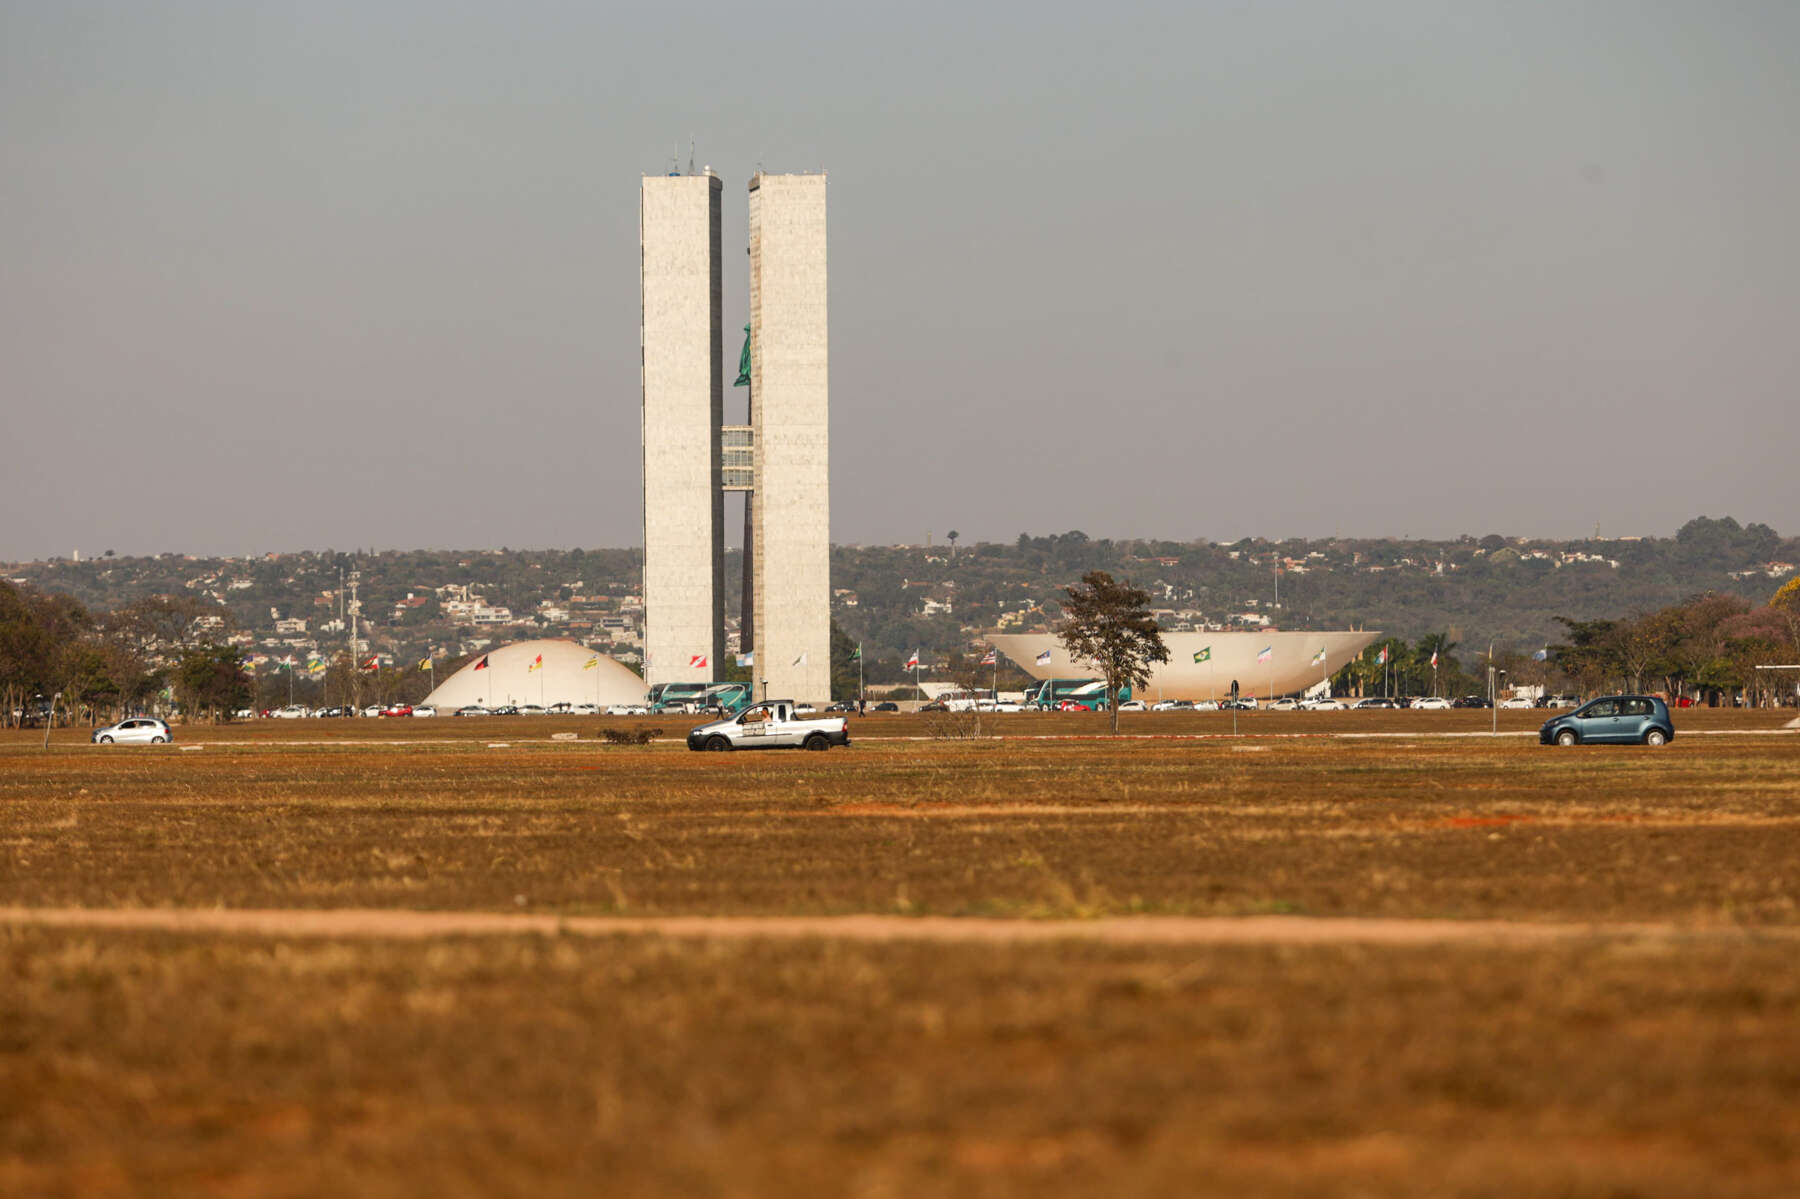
1055 571 1170 734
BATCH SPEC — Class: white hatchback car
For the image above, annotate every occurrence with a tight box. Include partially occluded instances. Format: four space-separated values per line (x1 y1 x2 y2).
92 717 173 745
1411 696 1453 710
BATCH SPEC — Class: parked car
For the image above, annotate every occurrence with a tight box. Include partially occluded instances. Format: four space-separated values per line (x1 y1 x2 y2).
1054 699 1096 712
360 704 383 718
1452 695 1493 709
1192 699 1220 711
412 705 438 718
1498 696 1537 710
91 717 172 745
1535 694 1579 709
871 701 900 712
1353 697 1398 709
517 704 547 716
1411 696 1453 710
455 705 491 717
491 705 519 716
1299 697 1345 710
1267 698 1301 712
1220 698 1256 710
1117 700 1148 712
825 701 857 712
313 706 348 719
572 703 600 715
1540 695 1674 747
379 703 413 718
1150 699 1190 711
273 704 309 719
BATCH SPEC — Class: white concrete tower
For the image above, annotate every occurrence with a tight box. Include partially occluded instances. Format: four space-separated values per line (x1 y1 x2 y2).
640 171 725 689
748 172 830 703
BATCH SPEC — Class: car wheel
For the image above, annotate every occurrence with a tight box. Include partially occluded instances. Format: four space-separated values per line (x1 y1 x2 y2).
99 735 113 744
1644 728 1667 747
705 736 732 752
803 733 830 752
151 735 168 744
1555 730 1578 747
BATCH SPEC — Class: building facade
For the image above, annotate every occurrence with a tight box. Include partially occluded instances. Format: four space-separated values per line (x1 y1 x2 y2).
639 171 726 688
639 169 830 703
748 172 831 703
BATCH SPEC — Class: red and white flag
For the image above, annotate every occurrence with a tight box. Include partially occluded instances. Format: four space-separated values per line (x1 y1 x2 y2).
689 654 709 669
1430 651 1439 668
905 650 920 669
472 655 489 671
980 649 997 666
362 656 380 672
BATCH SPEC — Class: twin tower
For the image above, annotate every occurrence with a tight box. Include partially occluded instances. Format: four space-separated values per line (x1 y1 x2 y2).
639 170 830 703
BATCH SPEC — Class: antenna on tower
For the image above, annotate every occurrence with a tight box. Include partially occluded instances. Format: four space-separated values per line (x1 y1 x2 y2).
688 137 696 176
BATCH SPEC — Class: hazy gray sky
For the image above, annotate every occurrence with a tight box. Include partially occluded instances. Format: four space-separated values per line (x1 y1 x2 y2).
4 1 1795 561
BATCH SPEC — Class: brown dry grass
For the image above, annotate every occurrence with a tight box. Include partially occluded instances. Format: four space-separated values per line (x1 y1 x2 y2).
4 930 1798 1197
3 724 1797 921
4 717 1799 1195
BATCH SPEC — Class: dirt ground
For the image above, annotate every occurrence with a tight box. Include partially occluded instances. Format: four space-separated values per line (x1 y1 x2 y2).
3 718 1798 1194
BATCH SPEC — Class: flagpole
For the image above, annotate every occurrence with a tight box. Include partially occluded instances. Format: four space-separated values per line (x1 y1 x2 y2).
858 642 864 707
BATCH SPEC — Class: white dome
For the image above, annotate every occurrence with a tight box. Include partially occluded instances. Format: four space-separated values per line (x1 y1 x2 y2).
424 640 647 709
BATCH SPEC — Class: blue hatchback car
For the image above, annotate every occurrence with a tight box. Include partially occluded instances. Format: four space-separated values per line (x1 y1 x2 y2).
1539 695 1674 747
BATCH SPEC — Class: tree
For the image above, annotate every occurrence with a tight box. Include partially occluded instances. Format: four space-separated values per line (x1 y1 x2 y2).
946 530 959 559
1055 570 1169 733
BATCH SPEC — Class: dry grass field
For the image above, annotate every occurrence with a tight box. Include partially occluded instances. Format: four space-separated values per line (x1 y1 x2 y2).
4 712 1798 1195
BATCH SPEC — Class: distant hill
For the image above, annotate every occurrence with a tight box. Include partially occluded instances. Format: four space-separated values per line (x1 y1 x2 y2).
6 517 1793 686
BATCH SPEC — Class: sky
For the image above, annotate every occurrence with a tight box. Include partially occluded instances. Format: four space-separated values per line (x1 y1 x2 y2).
3 1 1796 561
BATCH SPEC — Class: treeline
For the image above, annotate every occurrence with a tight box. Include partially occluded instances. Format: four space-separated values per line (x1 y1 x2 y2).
1328 581 1800 703
0 582 255 725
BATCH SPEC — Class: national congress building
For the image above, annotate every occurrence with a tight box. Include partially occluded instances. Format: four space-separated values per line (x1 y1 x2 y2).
640 168 830 703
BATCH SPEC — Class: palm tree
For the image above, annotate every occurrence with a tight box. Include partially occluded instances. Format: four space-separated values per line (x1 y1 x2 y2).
946 530 959 559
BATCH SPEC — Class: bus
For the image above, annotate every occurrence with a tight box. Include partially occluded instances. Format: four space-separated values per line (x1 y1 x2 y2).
648 681 754 715
1020 678 1131 710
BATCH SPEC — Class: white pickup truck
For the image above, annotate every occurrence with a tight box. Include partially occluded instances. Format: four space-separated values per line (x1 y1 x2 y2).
686 700 852 752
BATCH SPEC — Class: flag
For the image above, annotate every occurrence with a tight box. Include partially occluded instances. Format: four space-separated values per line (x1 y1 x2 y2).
1375 646 1388 665
307 656 324 674
1532 647 1549 662
418 656 432 671
980 648 997 666
472 655 489 671
792 652 808 667
906 650 921 670
362 656 380 672
582 655 599 671
688 654 708 669
527 654 543 673
1430 651 1439 668
849 645 861 661
736 652 754 667
1311 647 1326 666
1257 645 1273 664
1035 649 1052 666
1193 646 1211 664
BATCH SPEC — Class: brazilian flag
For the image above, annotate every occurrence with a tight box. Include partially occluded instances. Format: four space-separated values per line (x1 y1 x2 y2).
734 324 751 387
1193 647 1212 664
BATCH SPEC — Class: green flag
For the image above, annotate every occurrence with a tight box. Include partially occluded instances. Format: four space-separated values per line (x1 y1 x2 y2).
733 324 751 387
850 645 862 661
1193 647 1211 663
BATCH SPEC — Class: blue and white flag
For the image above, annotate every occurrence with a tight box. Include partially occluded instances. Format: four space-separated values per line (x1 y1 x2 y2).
1257 645 1273 664
1532 647 1549 661
1035 649 1052 666
737 652 754 667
